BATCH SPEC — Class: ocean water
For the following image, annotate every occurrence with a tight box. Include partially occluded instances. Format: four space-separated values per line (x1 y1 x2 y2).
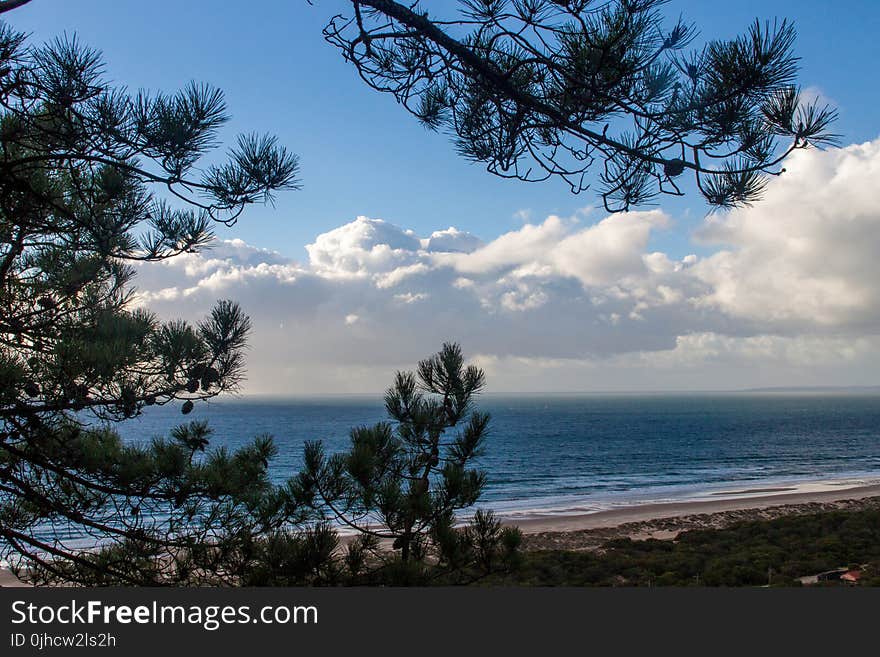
117 393 880 519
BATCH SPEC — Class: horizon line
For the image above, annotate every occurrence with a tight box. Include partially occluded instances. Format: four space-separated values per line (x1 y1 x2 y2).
227 385 880 399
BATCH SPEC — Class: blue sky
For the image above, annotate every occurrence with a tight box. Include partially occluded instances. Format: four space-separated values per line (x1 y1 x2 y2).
8 1 880 392
9 0 880 261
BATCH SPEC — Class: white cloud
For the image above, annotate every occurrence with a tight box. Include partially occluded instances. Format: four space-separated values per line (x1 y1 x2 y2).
423 226 484 253
133 139 880 392
374 263 430 289
800 85 837 111
305 216 421 276
693 139 880 327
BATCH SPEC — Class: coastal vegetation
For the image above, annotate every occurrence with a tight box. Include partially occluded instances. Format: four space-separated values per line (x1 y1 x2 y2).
496 505 880 587
292 342 522 585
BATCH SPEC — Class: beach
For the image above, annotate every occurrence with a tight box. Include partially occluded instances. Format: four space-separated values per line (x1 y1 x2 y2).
4 480 880 586
510 481 880 550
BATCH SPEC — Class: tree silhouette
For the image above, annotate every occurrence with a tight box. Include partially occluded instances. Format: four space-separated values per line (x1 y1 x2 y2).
0 1 35 15
0 19 305 584
296 343 521 584
323 0 838 211
0 7 519 587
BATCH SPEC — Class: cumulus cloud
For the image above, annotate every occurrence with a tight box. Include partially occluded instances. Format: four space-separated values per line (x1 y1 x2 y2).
305 216 421 276
423 226 484 253
133 139 880 392
693 140 880 328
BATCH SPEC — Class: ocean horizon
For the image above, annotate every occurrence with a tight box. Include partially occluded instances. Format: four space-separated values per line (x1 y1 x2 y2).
115 392 880 520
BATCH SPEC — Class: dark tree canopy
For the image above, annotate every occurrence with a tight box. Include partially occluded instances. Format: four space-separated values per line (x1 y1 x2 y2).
323 0 838 211
0 19 304 583
0 1 34 15
0 7 518 587
296 343 521 584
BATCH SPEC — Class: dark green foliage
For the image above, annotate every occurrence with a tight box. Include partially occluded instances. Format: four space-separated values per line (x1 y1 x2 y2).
294 343 522 584
324 0 837 210
0 18 303 584
493 508 880 586
4 419 317 585
238 524 344 586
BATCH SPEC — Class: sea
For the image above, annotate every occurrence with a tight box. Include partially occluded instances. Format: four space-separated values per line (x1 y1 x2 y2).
117 392 880 520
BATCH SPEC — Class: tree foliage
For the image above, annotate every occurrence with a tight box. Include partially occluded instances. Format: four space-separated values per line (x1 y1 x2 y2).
0 19 304 584
323 0 838 210
295 342 521 584
0 16 518 584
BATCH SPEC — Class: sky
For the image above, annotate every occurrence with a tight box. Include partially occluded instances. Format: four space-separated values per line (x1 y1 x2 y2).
8 1 880 393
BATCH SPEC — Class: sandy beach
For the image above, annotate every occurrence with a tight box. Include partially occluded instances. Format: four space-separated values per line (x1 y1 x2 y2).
511 482 880 551
4 481 880 586
510 481 880 532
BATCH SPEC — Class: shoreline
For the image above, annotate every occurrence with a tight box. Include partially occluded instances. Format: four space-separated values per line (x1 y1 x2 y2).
507 482 880 535
4 482 880 586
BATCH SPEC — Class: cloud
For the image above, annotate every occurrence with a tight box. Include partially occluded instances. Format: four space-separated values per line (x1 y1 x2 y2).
423 227 484 253
800 85 837 112
468 333 880 392
305 216 421 276
512 209 533 223
692 139 880 328
133 139 880 392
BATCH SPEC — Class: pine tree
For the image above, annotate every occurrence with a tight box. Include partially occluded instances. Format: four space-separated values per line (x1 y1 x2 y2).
296 343 521 585
0 12 518 587
0 19 306 584
322 0 838 211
